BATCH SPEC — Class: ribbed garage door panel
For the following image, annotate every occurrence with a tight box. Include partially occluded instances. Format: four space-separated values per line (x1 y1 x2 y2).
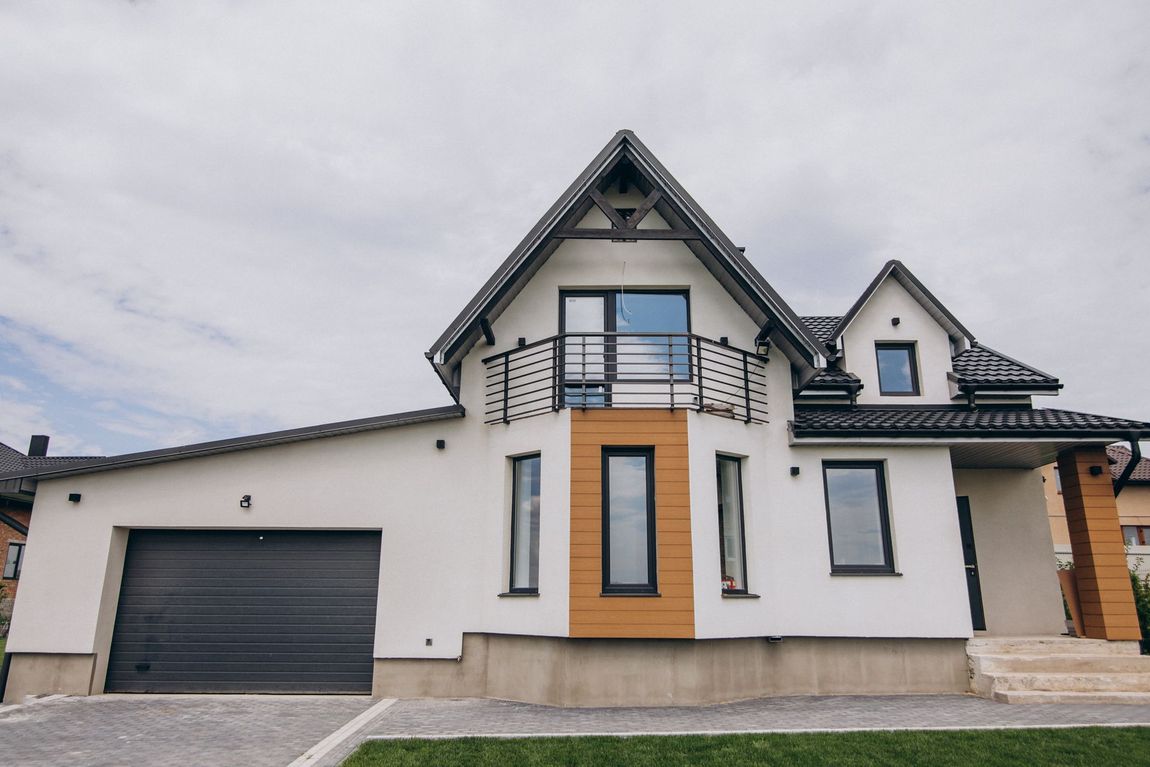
106 530 381 693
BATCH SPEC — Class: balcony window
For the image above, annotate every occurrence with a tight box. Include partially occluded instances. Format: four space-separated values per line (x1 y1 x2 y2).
561 290 689 393
602 447 657 594
509 455 541 592
875 342 920 395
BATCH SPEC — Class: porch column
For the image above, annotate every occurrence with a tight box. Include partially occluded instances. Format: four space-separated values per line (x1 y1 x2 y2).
1056 447 1140 640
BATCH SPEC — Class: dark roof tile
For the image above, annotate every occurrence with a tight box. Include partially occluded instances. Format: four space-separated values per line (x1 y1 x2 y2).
800 316 842 345
792 406 1148 438
952 345 1059 388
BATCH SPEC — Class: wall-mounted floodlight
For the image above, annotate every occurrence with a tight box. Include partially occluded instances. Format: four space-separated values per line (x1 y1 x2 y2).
240 495 252 508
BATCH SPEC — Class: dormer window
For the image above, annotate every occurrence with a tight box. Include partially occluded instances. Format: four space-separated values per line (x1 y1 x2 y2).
875 342 920 396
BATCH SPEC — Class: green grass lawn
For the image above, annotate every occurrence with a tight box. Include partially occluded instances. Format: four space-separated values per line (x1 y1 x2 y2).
343 728 1150 767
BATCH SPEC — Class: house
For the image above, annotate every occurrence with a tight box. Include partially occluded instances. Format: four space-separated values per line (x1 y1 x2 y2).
1 130 1147 706
1045 444 1150 573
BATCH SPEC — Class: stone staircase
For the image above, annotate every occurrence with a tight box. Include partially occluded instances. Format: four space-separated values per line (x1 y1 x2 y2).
967 637 1150 704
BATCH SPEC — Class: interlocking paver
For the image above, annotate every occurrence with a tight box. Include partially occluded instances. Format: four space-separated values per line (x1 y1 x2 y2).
364 695 1150 739
0 694 376 767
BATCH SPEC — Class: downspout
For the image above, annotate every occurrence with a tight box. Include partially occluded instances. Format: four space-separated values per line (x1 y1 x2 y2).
1114 434 1142 498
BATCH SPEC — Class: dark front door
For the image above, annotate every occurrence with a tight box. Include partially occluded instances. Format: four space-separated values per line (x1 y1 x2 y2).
956 497 986 631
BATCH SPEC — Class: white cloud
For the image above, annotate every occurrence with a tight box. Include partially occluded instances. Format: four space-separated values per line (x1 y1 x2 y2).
0 1 1148 454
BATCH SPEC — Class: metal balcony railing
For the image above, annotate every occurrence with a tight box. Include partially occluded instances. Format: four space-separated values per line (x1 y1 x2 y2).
482 333 769 425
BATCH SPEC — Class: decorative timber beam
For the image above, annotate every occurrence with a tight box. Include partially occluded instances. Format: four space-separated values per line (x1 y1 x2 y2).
553 229 701 240
479 317 495 346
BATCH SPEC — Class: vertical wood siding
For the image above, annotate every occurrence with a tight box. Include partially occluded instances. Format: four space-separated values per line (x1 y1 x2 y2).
569 409 694 638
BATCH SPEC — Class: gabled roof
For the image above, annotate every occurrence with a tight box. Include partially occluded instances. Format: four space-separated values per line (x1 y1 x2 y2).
1107 444 1150 483
951 344 1061 391
0 405 464 482
426 130 827 398
825 260 975 350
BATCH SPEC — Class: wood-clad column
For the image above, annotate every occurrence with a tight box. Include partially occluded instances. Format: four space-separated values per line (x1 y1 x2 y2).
569 409 694 638
1057 447 1140 640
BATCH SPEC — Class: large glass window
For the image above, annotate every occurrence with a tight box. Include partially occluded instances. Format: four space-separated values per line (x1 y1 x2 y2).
3 541 24 579
602 447 657 593
822 462 895 573
561 290 689 397
716 456 748 593
875 343 920 395
509 455 541 592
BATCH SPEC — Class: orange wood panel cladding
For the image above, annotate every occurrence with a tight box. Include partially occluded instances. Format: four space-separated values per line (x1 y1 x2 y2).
569 409 694 638
1057 447 1141 641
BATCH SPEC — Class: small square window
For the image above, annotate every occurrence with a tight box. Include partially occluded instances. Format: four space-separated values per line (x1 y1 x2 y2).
875 343 920 396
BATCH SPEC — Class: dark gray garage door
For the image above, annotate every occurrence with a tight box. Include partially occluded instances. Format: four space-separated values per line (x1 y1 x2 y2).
106 529 381 694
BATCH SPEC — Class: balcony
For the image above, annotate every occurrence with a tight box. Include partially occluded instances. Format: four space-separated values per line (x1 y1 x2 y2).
483 333 769 425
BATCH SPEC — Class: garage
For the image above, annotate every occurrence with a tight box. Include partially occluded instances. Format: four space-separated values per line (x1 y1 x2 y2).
105 529 381 694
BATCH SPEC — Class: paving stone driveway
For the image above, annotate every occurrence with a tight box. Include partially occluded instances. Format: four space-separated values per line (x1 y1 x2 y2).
3 694 1150 766
363 694 1150 739
0 694 377 767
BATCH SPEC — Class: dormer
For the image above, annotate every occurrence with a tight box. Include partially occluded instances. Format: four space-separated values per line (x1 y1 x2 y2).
795 261 1060 407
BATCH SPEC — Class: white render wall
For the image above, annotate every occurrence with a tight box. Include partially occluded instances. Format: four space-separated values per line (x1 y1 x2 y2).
841 277 956 406
953 468 1066 635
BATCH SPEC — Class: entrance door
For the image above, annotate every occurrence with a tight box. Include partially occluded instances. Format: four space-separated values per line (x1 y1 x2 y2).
956 496 986 631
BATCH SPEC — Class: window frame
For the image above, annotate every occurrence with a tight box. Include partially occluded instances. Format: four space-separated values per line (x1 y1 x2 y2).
874 342 921 396
601 446 658 595
3 541 25 580
508 453 542 594
558 289 692 397
821 460 896 575
716 455 749 594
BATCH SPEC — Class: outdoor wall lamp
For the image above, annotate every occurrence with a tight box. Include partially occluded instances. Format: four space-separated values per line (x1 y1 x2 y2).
790 466 801 476
891 317 901 326
67 493 81 503
436 439 446 450
1089 466 1104 476
240 495 252 508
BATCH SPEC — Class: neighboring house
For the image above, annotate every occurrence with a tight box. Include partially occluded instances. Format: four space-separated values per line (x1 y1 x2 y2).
1045 445 1150 573
0 437 98 621
1 131 1146 706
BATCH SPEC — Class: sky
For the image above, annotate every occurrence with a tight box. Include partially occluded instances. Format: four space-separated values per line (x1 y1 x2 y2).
0 1 1148 458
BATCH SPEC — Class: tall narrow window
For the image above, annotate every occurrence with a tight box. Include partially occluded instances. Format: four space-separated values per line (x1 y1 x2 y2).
875 343 920 395
822 462 895 574
509 455 541 593
602 447 657 594
3 542 24 579
716 456 748 593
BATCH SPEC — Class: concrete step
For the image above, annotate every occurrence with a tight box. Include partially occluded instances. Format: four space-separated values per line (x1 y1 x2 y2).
972 653 1150 675
987 672 1150 693
967 637 1141 657
993 689 1150 705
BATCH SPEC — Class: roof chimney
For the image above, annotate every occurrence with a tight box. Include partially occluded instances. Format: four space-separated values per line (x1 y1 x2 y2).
28 435 49 457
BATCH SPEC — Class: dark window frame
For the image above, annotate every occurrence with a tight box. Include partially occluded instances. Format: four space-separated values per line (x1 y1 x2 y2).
508 453 541 594
821 460 896 575
3 541 25 580
716 455 749 594
874 342 921 396
558 289 692 398
601 446 658 595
